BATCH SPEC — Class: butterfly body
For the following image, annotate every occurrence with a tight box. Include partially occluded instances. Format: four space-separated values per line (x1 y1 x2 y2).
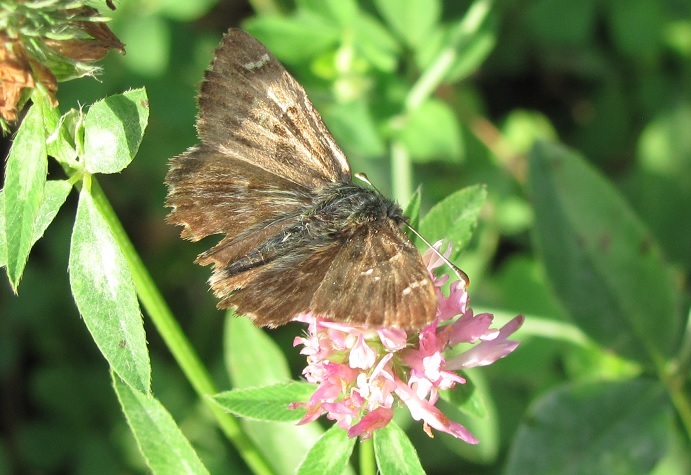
166 29 437 329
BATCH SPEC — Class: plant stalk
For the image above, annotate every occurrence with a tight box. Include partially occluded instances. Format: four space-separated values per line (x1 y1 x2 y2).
90 178 275 475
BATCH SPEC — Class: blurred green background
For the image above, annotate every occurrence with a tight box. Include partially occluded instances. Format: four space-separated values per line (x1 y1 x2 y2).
2 0 690 473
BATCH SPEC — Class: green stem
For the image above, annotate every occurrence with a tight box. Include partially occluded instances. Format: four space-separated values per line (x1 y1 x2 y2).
672 306 691 381
90 178 275 475
662 306 691 440
665 376 691 440
359 437 376 475
392 0 494 205
405 0 493 114
391 140 413 207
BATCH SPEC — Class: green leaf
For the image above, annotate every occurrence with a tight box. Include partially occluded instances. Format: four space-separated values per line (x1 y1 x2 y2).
112 372 210 475
118 16 170 76
47 109 80 168
632 104 691 274
420 184 487 256
297 425 356 475
297 0 358 27
352 13 401 72
403 186 422 225
435 369 499 464
505 380 674 475
445 28 497 83
37 92 60 136
529 142 681 363
402 186 422 242
159 0 216 21
3 102 48 290
69 189 150 393
224 316 325 475
225 315 292 388
324 99 385 158
0 191 6 268
527 0 597 47
374 0 441 48
28 180 72 249
606 0 663 61
415 9 498 84
211 382 315 422
373 421 424 475
244 14 340 65
399 98 463 163
83 88 149 174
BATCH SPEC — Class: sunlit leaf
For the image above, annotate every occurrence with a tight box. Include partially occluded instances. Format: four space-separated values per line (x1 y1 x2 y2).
112 372 209 475
373 421 424 475
3 102 47 290
69 189 150 393
211 382 315 423
83 88 149 174
296 425 356 475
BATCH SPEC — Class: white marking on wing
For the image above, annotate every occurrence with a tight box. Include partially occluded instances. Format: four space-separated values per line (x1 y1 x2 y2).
243 53 270 71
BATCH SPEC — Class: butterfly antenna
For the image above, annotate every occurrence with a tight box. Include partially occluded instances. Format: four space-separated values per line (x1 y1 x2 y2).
355 173 470 286
354 172 376 189
404 224 470 286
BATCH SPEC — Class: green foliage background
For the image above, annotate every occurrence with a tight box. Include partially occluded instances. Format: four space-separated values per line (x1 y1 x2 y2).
1 0 690 474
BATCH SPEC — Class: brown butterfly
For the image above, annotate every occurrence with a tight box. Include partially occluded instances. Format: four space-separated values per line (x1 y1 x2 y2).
165 29 438 329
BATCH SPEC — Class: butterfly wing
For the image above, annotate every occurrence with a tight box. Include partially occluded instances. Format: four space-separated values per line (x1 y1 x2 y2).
206 218 436 329
166 145 311 243
196 28 351 188
166 28 438 329
166 28 351 269
311 219 437 328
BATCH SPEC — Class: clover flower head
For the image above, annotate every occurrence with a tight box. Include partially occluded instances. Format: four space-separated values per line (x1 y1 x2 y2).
291 241 524 442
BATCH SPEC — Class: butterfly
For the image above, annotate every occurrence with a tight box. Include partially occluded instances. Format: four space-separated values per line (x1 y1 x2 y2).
165 28 440 329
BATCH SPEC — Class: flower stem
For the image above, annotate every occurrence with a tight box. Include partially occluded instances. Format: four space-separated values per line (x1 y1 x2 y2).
90 178 275 475
391 140 413 207
405 0 493 114
391 0 494 206
359 437 376 475
663 306 691 439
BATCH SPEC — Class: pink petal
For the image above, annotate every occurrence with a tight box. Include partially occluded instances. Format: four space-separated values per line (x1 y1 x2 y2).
447 309 496 345
437 280 469 320
445 315 524 370
422 240 448 270
348 407 394 439
394 380 478 444
377 327 408 350
349 334 377 369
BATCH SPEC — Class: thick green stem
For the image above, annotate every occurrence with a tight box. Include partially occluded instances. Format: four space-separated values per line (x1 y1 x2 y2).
391 140 413 207
662 307 691 440
359 437 376 475
90 178 275 475
665 376 691 440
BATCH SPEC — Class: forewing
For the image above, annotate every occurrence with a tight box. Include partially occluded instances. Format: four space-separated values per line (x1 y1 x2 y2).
311 220 437 329
166 145 311 243
197 28 351 188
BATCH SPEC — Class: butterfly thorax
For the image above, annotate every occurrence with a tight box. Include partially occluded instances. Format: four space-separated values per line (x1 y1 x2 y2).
307 183 405 238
